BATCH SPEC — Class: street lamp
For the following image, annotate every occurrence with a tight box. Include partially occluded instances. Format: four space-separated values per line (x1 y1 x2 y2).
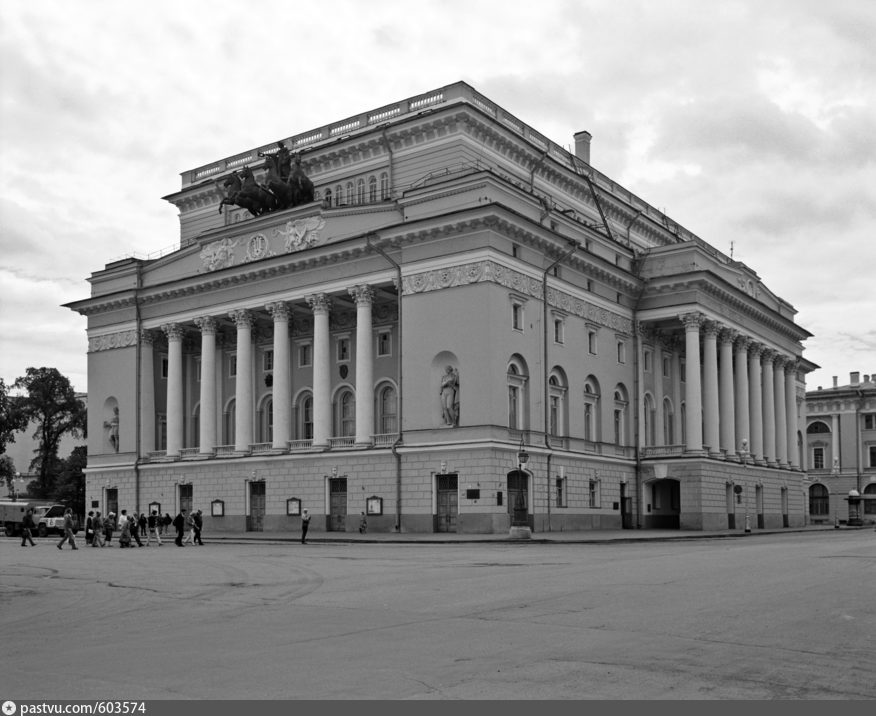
739 439 751 533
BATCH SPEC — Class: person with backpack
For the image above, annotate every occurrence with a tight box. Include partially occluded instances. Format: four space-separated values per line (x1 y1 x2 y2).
21 508 36 547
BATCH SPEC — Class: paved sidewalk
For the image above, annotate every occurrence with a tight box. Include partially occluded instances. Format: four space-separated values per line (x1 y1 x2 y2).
203 523 863 545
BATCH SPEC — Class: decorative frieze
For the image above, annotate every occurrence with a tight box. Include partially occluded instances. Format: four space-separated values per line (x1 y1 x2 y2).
401 259 633 334
88 330 138 353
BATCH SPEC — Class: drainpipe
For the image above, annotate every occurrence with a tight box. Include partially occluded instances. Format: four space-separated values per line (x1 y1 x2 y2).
543 239 580 532
629 240 647 529
366 233 404 531
134 263 143 516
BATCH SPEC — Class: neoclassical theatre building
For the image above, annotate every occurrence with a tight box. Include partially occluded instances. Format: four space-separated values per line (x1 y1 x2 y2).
68 82 817 535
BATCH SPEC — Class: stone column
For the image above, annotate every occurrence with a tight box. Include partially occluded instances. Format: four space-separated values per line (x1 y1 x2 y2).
161 323 185 457
702 321 720 456
671 338 683 445
194 317 218 456
748 343 764 464
774 356 788 468
785 362 799 469
229 309 254 453
734 336 751 456
350 285 375 446
680 312 704 454
139 330 156 457
306 294 332 447
266 302 292 450
762 350 777 466
718 329 737 457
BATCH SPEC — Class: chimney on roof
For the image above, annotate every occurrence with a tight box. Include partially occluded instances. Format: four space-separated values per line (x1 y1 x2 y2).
864 374 871 384
833 376 838 388
850 371 860 386
573 131 592 165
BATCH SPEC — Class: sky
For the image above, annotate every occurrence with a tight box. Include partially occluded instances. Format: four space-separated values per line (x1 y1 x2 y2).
1 0 874 396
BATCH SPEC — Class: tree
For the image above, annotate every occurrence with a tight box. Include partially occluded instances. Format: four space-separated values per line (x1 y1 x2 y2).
13 367 87 499
54 445 87 515
0 377 27 454
0 454 17 497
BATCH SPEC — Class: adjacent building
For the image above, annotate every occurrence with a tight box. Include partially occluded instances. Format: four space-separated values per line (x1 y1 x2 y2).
66 82 817 535
805 371 876 525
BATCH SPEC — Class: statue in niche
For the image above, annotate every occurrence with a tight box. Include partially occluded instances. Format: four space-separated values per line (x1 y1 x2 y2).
104 407 120 452
440 366 460 427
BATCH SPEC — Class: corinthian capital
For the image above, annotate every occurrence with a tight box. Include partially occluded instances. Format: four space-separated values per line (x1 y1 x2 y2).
266 302 291 322
229 309 254 329
161 323 186 341
305 293 332 315
194 316 218 335
348 285 374 306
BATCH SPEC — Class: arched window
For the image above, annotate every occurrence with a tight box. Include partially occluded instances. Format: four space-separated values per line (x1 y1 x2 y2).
613 385 629 446
583 377 600 442
258 397 273 444
368 175 377 203
334 184 344 206
663 397 674 444
356 178 365 204
336 389 356 437
377 384 398 435
346 182 354 205
809 484 829 516
296 393 313 441
324 188 332 207
643 393 656 446
507 356 529 432
223 399 236 446
380 172 390 200
548 370 567 438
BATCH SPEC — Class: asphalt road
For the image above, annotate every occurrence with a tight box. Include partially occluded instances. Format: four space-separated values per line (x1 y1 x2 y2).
1 530 873 700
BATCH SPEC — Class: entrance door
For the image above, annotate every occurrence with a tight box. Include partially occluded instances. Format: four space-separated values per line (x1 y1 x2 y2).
106 488 118 520
248 481 265 532
436 474 458 533
620 483 633 529
507 470 529 527
329 477 347 532
179 484 193 517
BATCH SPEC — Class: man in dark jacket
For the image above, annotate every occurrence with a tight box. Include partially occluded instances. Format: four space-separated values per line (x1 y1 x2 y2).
21 508 36 547
193 509 204 545
173 510 186 546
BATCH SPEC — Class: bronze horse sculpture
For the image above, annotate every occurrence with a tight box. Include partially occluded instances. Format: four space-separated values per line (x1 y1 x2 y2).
215 146 315 217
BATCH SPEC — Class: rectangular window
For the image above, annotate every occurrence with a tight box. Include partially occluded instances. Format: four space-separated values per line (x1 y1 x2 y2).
195 357 201 383
869 445 876 468
512 244 520 258
644 349 652 373
263 349 274 372
512 303 523 331
337 337 350 362
555 476 567 508
586 279 593 292
588 330 598 355
663 356 671 378
228 354 237 378
813 447 825 469
588 479 599 508
617 341 626 364
377 331 391 357
554 318 564 344
680 359 686 383
298 343 312 368
865 414 875 430
160 355 169 379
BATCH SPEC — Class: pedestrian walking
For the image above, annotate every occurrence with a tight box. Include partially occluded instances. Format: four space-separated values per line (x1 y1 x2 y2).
56 508 78 550
146 510 162 546
161 513 172 537
21 508 36 547
85 511 94 546
359 512 367 534
182 510 196 545
105 512 116 544
173 510 186 546
91 512 105 547
130 512 144 547
193 509 204 545
301 508 311 544
118 510 132 548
